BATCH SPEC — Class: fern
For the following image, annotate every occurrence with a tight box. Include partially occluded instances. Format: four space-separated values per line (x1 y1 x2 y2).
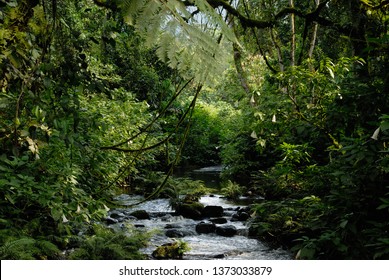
0 238 36 260
0 236 61 260
68 224 148 259
117 0 235 84
33 240 61 259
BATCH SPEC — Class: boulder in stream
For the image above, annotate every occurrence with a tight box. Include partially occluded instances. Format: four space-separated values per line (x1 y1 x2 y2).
175 202 204 220
165 223 182 229
130 210 150 220
195 221 216 234
165 229 194 238
209 217 228 224
109 210 126 220
202 205 224 217
152 241 187 259
238 212 250 221
215 225 237 237
106 217 119 225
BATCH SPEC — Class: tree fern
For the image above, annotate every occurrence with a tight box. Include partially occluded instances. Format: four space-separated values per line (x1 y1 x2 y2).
117 0 236 84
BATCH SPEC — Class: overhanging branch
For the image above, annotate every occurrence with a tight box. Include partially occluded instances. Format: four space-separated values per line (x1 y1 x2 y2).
202 0 332 29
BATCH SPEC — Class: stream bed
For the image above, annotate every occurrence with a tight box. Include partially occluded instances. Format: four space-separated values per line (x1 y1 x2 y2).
107 166 292 260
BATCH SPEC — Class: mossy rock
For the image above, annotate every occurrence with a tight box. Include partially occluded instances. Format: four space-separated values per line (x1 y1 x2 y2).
130 210 150 220
175 202 204 220
152 241 189 259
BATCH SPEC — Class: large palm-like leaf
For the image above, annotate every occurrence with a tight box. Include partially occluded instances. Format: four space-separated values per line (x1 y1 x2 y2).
118 0 236 83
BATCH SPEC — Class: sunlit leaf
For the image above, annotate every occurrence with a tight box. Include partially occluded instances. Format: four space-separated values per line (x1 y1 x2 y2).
327 66 335 79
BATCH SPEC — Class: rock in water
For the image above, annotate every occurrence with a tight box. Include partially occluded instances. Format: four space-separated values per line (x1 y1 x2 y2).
165 229 190 238
202 205 224 217
152 242 187 259
106 217 118 224
175 202 204 220
109 210 126 220
195 222 216 234
209 217 228 224
238 212 250 221
130 210 150 220
215 225 237 237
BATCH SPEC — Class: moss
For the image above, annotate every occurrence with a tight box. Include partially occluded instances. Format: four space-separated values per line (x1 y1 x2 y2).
175 202 204 220
152 241 190 259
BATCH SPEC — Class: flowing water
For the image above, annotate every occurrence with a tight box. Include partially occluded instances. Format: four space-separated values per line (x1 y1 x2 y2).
108 166 292 260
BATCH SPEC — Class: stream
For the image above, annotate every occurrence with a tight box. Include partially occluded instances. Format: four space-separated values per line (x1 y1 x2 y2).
107 166 292 260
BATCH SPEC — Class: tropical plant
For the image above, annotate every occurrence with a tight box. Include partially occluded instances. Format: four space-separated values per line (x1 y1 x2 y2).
67 224 149 260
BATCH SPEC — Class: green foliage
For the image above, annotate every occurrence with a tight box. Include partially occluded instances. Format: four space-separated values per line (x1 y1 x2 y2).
166 177 213 208
0 230 61 260
1 0 388 261
249 196 326 245
180 100 230 166
118 0 235 84
221 180 245 200
0 0 179 259
68 224 148 260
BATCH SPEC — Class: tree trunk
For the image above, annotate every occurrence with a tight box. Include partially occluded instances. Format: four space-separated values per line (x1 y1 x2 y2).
290 0 296 67
270 28 285 72
233 42 251 95
308 0 320 71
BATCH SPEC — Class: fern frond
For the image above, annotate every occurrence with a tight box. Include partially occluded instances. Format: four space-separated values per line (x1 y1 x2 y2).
0 238 35 260
34 240 61 259
120 0 149 25
117 0 235 84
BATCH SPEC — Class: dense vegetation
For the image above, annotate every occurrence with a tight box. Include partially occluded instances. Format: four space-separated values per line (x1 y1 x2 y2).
0 0 388 259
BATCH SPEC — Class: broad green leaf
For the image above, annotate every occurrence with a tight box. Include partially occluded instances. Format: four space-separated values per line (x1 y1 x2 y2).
327 66 335 79
380 121 389 131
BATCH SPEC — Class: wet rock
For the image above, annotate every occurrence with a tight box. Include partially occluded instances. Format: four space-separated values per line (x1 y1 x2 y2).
224 210 235 217
109 210 126 220
134 224 145 228
165 229 186 238
160 214 174 221
165 229 194 238
202 205 224 217
175 202 204 220
152 242 185 259
231 213 240 222
165 223 182 229
196 222 216 234
216 225 237 237
106 217 118 224
130 210 150 220
238 212 250 221
237 228 248 236
238 206 252 213
209 217 228 224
